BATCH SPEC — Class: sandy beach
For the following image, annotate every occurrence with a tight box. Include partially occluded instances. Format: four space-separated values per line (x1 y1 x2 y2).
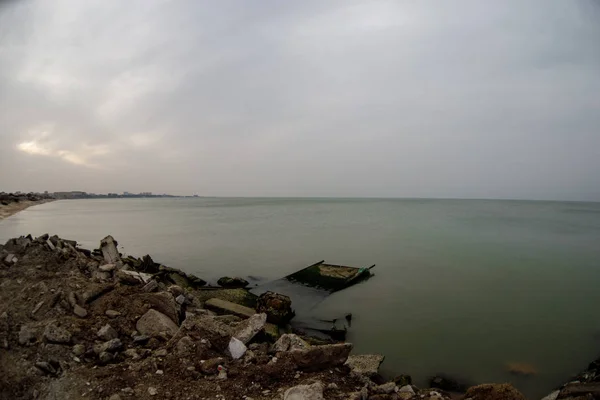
0 199 54 220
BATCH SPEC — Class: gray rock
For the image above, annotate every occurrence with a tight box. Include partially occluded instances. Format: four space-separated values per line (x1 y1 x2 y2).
73 304 88 318
136 309 178 338
233 313 267 344
167 285 185 298
398 385 415 395
94 270 112 281
99 263 116 272
373 382 397 394
148 387 158 396
99 351 114 363
100 235 120 264
109 394 122 400
345 354 385 377
284 382 324 400
175 294 186 305
105 310 121 318
43 323 72 344
97 324 118 340
94 338 123 354
540 390 559 400
272 334 310 353
123 349 141 360
289 343 353 371
228 337 247 359
18 325 37 345
168 314 233 352
72 344 86 356
142 280 159 292
175 336 195 356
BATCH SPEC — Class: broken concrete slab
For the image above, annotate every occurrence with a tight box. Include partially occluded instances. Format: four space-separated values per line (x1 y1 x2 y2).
205 298 279 341
284 382 324 400
100 235 120 264
228 337 247 359
233 313 267 344
288 343 353 371
345 354 385 377
136 309 178 338
272 334 310 353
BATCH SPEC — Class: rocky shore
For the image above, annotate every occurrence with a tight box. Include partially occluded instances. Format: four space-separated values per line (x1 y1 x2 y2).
0 234 596 400
0 192 55 220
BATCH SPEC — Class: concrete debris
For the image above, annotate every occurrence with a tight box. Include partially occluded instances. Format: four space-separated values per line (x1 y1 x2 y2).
233 313 267 344
228 337 247 359
288 343 353 371
136 309 178 338
273 334 310 353
142 280 159 292
97 324 118 340
99 263 116 272
284 382 324 400
43 323 72 344
100 235 120 264
345 354 385 377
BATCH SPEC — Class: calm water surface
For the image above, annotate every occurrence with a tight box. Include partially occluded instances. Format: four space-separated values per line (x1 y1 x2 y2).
1 198 600 398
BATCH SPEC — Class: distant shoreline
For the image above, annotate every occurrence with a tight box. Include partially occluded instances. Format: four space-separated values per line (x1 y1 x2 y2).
0 199 55 221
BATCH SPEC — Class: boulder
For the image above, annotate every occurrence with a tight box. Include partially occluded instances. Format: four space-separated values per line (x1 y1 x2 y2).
256 291 294 325
233 313 267 344
344 354 385 377
136 309 178 338
288 343 352 371
217 277 249 288
100 235 120 264
272 334 310 353
464 383 526 400
284 382 324 400
43 323 72 344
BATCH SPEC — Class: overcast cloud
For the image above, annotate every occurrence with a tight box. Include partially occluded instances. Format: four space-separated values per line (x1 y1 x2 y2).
0 0 599 200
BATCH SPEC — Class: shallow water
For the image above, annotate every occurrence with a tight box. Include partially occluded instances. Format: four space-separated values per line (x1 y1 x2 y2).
1 197 600 398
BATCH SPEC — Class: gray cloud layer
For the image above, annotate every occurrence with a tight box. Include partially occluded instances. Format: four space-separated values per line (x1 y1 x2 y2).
1 0 599 200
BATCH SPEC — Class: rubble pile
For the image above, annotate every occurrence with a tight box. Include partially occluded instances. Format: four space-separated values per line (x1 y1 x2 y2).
0 234 530 400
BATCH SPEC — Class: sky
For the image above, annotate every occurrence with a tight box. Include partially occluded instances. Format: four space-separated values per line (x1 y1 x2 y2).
0 0 599 201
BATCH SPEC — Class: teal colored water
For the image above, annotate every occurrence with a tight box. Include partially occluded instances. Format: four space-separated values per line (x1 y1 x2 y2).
1 198 600 398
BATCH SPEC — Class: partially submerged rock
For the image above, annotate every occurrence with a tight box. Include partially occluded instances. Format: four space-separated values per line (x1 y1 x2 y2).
465 383 526 400
345 354 385 377
217 276 249 288
256 291 294 325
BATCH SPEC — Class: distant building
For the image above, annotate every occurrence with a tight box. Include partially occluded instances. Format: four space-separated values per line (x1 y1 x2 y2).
123 191 131 196
53 191 87 199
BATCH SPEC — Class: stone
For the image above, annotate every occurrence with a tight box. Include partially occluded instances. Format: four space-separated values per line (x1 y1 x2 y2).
100 235 120 264
398 385 415 395
43 323 72 344
136 309 178 338
124 349 141 360
109 395 122 400
155 348 168 357
133 334 150 344
464 383 526 400
18 325 37 345
116 270 143 285
540 390 559 400
393 375 412 387
175 294 186 305
167 285 185 298
72 344 86 356
99 263 116 272
288 343 352 371
233 313 267 344
97 324 118 340
83 284 115 304
217 277 249 288
200 357 225 374
105 310 121 318
373 382 397 394
168 314 233 351
345 354 385 377
73 304 88 318
99 351 114 363
148 387 158 396
93 338 123 354
256 291 294 325
142 280 159 292
228 337 247 359
205 298 256 318
175 336 195 356
93 271 112 281
558 382 600 398
273 334 310 353
135 292 179 325
284 382 324 400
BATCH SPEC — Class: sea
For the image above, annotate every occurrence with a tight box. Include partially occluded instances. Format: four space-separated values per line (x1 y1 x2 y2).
1 197 599 398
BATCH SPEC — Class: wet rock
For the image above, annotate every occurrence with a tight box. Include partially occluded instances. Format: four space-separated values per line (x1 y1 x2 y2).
100 235 120 264
345 354 385 377
18 325 37 346
73 304 88 318
217 277 249 288
228 337 247 359
136 309 178 338
464 383 526 400
43 323 72 344
393 375 412 387
256 291 294 325
288 343 352 371
284 381 324 400
97 324 118 340
429 375 469 392
105 310 121 318
233 313 267 344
